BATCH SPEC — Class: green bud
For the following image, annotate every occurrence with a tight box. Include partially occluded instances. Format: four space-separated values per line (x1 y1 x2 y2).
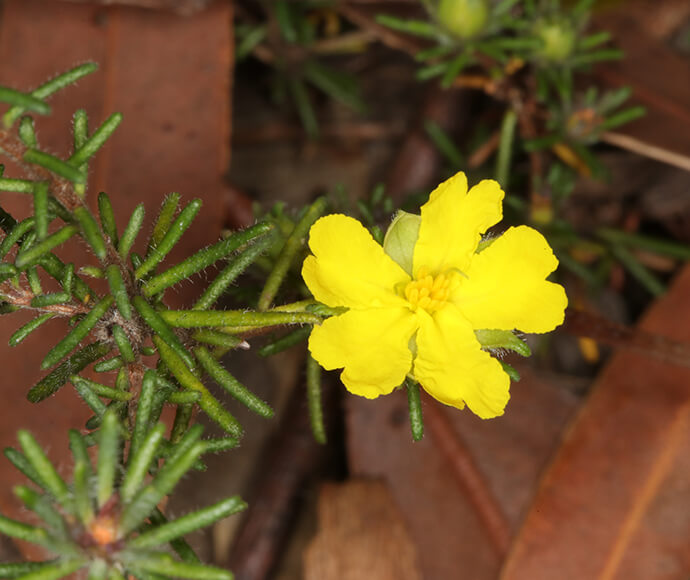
437 0 490 40
534 19 576 63
383 211 421 275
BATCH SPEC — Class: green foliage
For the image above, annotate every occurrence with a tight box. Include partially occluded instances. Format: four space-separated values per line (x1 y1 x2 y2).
0 63 326 578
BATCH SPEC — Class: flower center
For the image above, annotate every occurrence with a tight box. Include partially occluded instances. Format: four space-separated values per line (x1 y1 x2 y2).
404 267 452 313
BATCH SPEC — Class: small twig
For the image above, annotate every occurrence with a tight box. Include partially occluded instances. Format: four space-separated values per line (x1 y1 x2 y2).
467 130 500 169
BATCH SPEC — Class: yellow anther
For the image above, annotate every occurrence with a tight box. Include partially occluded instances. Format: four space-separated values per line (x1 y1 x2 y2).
404 269 454 313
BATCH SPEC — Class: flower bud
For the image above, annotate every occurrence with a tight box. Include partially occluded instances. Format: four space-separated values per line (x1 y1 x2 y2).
437 0 490 40
534 19 576 63
383 210 421 275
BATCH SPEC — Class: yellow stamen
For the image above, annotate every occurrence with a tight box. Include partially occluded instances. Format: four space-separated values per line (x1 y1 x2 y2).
404 267 453 313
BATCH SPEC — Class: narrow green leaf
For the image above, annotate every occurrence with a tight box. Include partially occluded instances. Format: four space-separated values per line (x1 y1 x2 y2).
416 62 448 81
73 109 88 151
192 329 247 349
236 24 267 60
193 232 274 310
131 496 247 549
274 0 297 42
580 31 611 50
15 225 78 269
62 262 74 295
0 178 35 193
161 309 320 328
500 361 521 381
13 485 66 535
131 370 158 458
97 411 120 507
73 460 94 525
97 192 118 245
118 203 145 259
111 324 135 362
74 207 107 260
597 227 690 261
148 192 181 253
149 508 202 564
28 342 109 402
80 265 104 278
3 62 98 127
133 296 195 370
303 61 366 113
143 222 273 297
7 558 85 580
610 244 666 296
203 437 239 453
9 313 53 346
495 109 518 187
69 113 123 167
168 391 202 404
119 436 206 535
26 266 43 296
195 346 273 418
4 448 43 489
93 356 123 373
135 199 202 279
424 120 464 168
68 430 93 476
17 430 70 506
0 218 34 258
127 553 232 580
104 265 131 320
405 379 424 442
30 292 70 308
0 561 58 579
72 376 132 402
0 87 50 114
0 514 49 544
599 106 646 131
375 14 437 38
70 376 109 417
170 403 195 444
154 337 242 437
121 422 166 503
258 196 326 310
570 49 623 67
306 354 326 443
440 53 471 88
19 116 37 147
23 149 85 183
87 560 107 580
41 295 113 369
38 253 92 303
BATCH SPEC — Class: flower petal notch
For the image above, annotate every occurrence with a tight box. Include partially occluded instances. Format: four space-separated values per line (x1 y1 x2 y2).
302 171 568 419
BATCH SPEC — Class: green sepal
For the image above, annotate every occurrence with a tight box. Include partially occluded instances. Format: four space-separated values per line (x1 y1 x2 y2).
475 329 531 357
383 210 420 276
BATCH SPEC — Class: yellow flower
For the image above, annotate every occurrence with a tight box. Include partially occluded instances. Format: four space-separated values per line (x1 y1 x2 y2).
302 172 568 418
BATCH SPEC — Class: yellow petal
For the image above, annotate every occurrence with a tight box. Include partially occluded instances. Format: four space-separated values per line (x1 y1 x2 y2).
413 173 504 275
302 214 409 309
413 306 510 418
309 307 418 399
455 225 568 333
